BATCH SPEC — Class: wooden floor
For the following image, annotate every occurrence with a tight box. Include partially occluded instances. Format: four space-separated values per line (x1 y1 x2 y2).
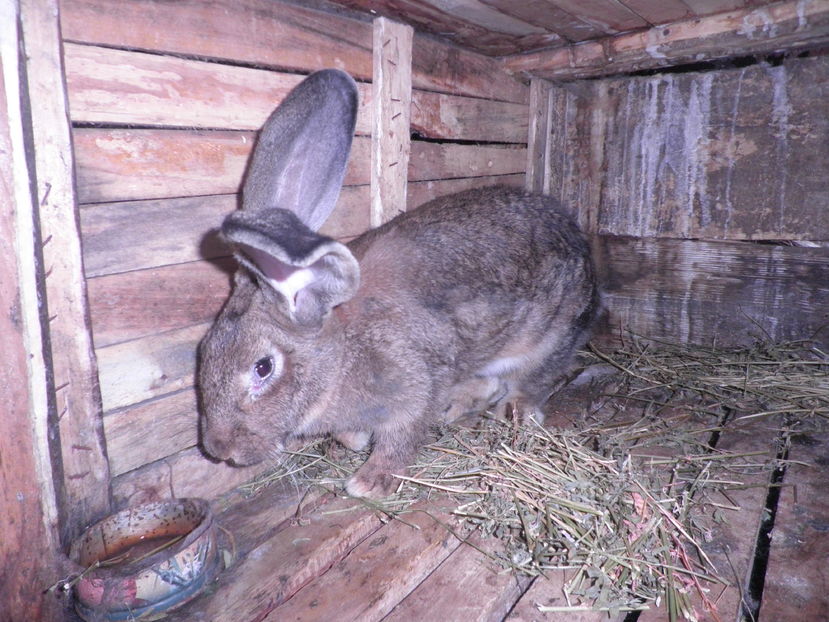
102 378 827 622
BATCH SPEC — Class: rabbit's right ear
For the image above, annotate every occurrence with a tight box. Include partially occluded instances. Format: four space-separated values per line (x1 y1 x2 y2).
243 69 358 232
223 207 359 329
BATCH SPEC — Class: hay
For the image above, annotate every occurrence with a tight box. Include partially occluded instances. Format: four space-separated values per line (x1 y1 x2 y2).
240 337 828 619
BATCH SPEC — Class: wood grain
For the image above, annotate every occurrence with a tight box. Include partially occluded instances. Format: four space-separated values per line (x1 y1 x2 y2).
60 0 528 102
264 503 464 620
87 258 234 348
760 430 829 618
22 0 110 543
0 5 64 615
546 55 829 241
168 497 384 621
372 17 413 226
96 323 208 412
386 535 532 622
74 127 523 204
594 236 829 349
504 0 829 79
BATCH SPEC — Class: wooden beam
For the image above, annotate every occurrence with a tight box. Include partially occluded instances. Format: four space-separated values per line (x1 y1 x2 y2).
372 17 413 226
504 0 829 80
21 0 111 544
0 1 64 617
525 78 552 193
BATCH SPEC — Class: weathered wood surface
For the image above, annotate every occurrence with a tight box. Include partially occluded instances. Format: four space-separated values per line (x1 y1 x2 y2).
0 4 64 616
66 42 527 142
263 503 465 621
760 428 829 618
385 535 532 622
104 389 198 477
504 0 829 80
60 0 528 103
87 258 233 348
22 0 111 545
169 496 384 621
525 78 553 194
594 236 829 349
547 55 829 241
110 445 266 510
96 323 207 412
371 17 413 226
74 128 524 204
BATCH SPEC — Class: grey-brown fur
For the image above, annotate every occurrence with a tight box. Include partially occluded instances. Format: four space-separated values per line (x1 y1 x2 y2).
198 70 599 498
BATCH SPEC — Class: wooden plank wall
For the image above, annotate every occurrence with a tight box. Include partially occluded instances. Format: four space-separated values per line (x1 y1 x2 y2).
544 54 829 347
58 0 529 507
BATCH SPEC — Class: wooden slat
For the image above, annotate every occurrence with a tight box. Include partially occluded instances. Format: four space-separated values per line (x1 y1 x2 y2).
371 17 413 226
96 323 207 412
74 128 523 204
525 78 552 193
0 2 64 616
545 0 648 33
60 0 528 103
65 42 527 142
80 189 371 279
411 90 528 143
406 173 525 209
386 535 532 621
409 141 526 181
544 55 829 241
635 418 783 621
479 0 607 43
110 445 267 509
104 389 198 477
593 236 829 349
504 0 829 79
168 496 384 621
264 503 464 620
73 128 370 204
760 430 829 618
87 258 233 348
23 0 110 543
64 42 374 133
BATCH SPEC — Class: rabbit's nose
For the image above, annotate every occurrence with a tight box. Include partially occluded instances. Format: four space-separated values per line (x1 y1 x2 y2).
202 428 233 461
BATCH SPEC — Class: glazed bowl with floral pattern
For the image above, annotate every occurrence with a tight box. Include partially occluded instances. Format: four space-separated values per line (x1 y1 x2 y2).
69 498 222 621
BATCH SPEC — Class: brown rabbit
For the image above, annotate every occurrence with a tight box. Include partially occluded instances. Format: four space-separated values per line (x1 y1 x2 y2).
198 69 600 498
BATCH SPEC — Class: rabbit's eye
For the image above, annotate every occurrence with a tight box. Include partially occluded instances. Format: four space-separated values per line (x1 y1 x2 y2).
254 356 274 380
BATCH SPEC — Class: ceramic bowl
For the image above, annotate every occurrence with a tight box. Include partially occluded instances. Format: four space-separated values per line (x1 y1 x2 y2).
69 498 222 621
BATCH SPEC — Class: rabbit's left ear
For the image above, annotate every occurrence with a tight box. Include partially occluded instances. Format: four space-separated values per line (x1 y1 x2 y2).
242 69 359 232
223 207 360 328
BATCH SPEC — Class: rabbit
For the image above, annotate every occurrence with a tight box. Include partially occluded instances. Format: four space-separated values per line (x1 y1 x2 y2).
198 69 600 499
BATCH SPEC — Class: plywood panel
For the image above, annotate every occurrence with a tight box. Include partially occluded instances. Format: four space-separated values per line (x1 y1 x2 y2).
406 173 524 209
594 236 829 349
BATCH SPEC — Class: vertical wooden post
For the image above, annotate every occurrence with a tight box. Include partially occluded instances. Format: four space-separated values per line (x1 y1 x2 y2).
0 1 66 618
21 0 111 544
525 78 553 194
371 17 413 227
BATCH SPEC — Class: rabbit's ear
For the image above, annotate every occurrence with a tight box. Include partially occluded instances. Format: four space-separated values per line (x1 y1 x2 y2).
223 207 359 328
242 69 358 232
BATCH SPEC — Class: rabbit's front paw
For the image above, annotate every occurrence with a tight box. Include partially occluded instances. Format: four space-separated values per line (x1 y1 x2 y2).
345 466 398 499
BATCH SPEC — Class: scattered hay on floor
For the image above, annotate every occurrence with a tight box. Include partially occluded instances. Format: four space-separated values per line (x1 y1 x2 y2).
240 337 828 620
